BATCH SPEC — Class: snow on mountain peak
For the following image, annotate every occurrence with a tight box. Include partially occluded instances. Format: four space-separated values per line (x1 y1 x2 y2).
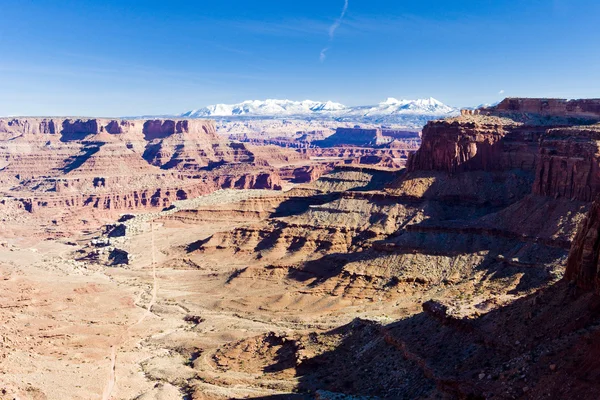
180 98 458 126
382 97 401 105
182 99 349 118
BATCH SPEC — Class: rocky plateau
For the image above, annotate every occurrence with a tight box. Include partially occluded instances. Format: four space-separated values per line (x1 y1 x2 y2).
3 98 600 400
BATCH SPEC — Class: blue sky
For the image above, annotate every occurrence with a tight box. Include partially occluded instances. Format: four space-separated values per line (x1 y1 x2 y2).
1 0 599 116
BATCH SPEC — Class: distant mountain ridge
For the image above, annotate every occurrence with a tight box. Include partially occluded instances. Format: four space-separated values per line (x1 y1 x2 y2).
180 98 459 128
182 99 347 118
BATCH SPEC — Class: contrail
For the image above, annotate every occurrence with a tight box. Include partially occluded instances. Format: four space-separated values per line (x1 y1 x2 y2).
320 0 348 62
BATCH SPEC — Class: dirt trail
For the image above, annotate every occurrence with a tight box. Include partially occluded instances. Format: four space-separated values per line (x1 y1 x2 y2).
101 222 158 400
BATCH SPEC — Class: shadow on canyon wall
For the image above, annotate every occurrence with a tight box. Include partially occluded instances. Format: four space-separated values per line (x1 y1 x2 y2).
249 279 600 399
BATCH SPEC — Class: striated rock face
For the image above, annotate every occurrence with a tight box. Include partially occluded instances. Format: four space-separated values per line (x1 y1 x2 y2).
141 119 217 140
534 125 600 201
215 171 283 191
0 118 60 138
13 168 284 213
0 117 218 142
303 146 414 160
203 99 600 301
0 117 293 220
242 145 308 167
407 116 542 173
290 164 336 183
409 107 600 202
492 98 600 119
0 117 235 178
558 125 600 292
142 133 254 171
565 195 600 293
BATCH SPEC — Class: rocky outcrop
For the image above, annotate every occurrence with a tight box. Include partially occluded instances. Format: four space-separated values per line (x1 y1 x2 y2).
108 248 129 266
565 195 600 293
462 98 600 120
0 118 59 139
492 98 600 119
409 109 600 203
205 100 600 302
291 164 335 183
142 119 217 140
315 128 387 147
142 137 254 171
0 117 217 142
406 116 543 173
352 155 401 168
214 172 283 191
243 145 308 167
198 168 403 263
0 117 298 220
303 147 415 160
15 169 283 213
534 125 600 201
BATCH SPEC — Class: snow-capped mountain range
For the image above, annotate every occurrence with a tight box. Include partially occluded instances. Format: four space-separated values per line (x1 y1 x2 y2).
182 99 347 117
180 98 458 128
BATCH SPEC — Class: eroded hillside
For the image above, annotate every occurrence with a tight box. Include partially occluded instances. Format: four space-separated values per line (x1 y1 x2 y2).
3 99 600 399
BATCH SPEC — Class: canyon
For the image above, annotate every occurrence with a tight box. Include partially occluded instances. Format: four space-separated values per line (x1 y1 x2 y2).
2 98 600 399
0 118 413 238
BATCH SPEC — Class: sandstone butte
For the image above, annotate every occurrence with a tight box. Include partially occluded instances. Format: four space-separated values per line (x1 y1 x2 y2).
3 98 600 399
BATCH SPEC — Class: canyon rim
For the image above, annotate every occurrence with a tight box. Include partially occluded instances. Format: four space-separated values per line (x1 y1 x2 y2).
3 1 600 399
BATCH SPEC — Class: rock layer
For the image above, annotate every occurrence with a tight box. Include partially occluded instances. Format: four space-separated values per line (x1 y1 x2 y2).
534 125 600 201
407 116 546 173
492 98 600 119
0 118 287 218
565 195 600 293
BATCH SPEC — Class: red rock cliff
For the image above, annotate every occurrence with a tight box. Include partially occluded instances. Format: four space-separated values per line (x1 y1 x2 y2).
407 116 542 173
565 195 600 293
493 98 600 119
0 117 217 142
534 126 600 201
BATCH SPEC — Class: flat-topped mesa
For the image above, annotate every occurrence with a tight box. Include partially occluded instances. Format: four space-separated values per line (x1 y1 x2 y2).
407 116 541 173
0 117 251 173
463 98 600 121
316 127 389 147
534 125 600 201
493 98 600 119
409 99 600 179
142 119 217 140
0 118 61 138
0 117 217 141
565 195 600 294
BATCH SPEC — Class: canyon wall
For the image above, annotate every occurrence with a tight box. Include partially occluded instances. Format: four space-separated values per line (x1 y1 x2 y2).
0 118 218 140
409 100 600 297
407 117 517 173
407 116 548 174
462 98 600 121
534 126 600 201
493 98 600 119
17 171 282 213
410 106 600 202
565 196 600 293
0 117 288 217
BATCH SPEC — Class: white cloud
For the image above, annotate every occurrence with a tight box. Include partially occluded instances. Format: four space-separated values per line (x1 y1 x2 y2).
499 90 505 95
320 47 329 62
320 0 349 62
329 0 349 39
